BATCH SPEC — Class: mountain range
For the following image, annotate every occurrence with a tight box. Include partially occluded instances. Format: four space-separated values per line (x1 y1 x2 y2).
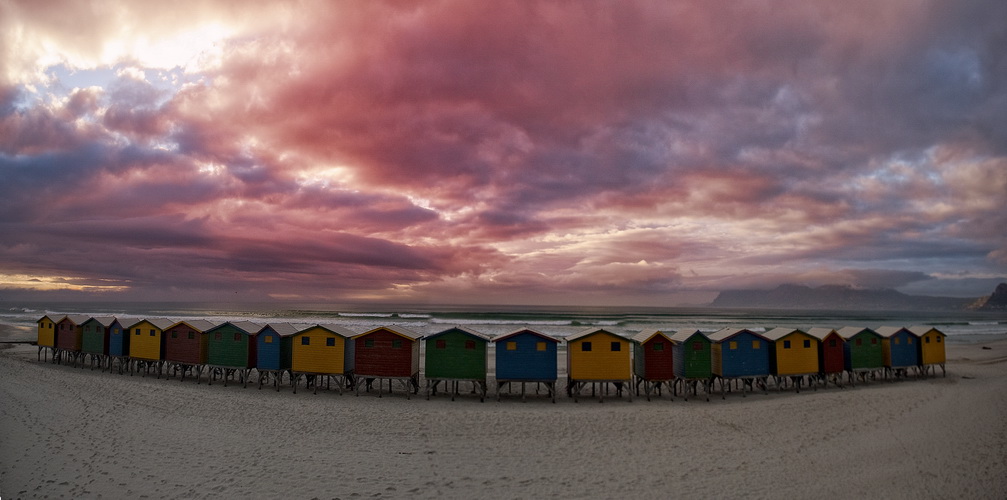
710 283 1006 311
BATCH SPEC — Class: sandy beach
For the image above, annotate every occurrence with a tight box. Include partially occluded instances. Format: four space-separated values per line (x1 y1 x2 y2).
1 336 1005 499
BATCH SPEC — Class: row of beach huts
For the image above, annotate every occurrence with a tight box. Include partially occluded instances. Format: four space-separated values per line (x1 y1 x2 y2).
34 314 947 402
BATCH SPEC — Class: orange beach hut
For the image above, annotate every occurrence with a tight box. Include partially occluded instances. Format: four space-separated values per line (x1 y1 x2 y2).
566 328 633 402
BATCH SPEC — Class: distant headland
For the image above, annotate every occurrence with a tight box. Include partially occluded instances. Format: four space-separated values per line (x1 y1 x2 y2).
711 283 1007 311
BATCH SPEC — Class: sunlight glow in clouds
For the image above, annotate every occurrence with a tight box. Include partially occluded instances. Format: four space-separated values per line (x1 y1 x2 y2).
0 1 1004 305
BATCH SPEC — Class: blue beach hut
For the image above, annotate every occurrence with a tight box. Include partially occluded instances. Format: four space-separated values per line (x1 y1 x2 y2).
707 328 771 398
254 323 305 390
492 328 560 402
876 326 920 378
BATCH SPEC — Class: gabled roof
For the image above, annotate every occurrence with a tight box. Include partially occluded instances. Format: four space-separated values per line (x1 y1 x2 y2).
807 327 842 341
63 314 92 326
669 330 709 343
168 319 218 333
631 329 675 344
256 323 309 337
836 326 879 340
296 323 357 339
353 325 422 341
206 321 264 335
491 328 559 344
908 325 945 337
565 327 625 342
38 314 66 323
762 327 809 341
126 317 176 330
85 316 118 328
876 326 915 338
426 326 490 342
707 328 767 342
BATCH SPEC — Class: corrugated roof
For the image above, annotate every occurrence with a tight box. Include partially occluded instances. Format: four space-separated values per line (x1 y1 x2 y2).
257 323 307 337
354 325 422 341
169 319 218 332
207 320 264 335
88 316 118 328
631 329 674 343
38 314 65 323
669 330 708 343
836 326 877 339
565 327 623 342
762 327 807 341
707 328 766 342
876 326 912 338
294 323 357 338
66 314 92 325
908 325 944 337
806 327 840 341
426 326 491 341
126 317 176 330
491 327 559 344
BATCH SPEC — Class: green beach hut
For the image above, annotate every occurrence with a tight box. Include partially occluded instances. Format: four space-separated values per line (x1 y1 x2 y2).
837 326 884 385
423 326 490 401
670 330 713 401
206 321 263 387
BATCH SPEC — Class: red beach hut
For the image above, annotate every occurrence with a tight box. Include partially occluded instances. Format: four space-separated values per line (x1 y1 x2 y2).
632 329 676 401
352 326 422 398
807 327 846 387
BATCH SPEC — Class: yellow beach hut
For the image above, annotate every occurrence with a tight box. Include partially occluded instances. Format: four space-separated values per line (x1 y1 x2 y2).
36 314 63 362
909 325 947 377
290 324 356 394
126 318 174 377
565 328 633 402
763 327 821 393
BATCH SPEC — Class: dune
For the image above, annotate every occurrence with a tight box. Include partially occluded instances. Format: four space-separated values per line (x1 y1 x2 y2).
1 337 1005 499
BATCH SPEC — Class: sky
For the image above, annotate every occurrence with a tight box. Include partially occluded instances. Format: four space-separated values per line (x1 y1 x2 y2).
1 1 1005 307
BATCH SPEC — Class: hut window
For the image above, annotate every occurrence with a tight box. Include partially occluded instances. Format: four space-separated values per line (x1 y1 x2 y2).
611 342 621 352
894 338 900 345
925 336 930 343
653 342 664 351
392 339 403 348
537 342 547 351
506 341 517 351
908 337 913 344
436 339 447 349
113 329 119 336
729 341 737 350
135 329 140 335
215 333 222 341
783 340 791 349
582 342 593 352
803 340 811 348
171 331 178 339
365 339 375 348
234 333 242 341
871 338 877 345
693 341 703 351
326 337 335 347
465 340 476 350
188 332 194 340
856 338 862 346
264 336 273 344
752 341 761 349
302 337 310 346
829 339 836 347
936 336 941 343
149 329 156 336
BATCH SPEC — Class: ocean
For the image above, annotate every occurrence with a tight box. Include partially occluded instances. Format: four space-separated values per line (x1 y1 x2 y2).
2 301 1005 343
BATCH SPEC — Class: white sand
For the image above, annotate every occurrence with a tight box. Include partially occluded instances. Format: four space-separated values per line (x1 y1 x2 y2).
1 340 1005 499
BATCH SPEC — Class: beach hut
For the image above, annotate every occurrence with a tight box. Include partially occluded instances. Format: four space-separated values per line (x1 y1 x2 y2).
837 327 884 385
424 326 490 401
162 319 216 382
632 329 676 401
36 314 63 362
254 323 303 390
565 328 633 402
291 324 356 394
807 327 846 387
352 326 421 398
55 314 90 366
909 325 947 377
708 328 771 399
205 321 262 387
670 330 713 401
763 327 820 392
492 328 560 402
106 318 131 374
80 316 116 370
126 318 174 377
876 326 920 379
